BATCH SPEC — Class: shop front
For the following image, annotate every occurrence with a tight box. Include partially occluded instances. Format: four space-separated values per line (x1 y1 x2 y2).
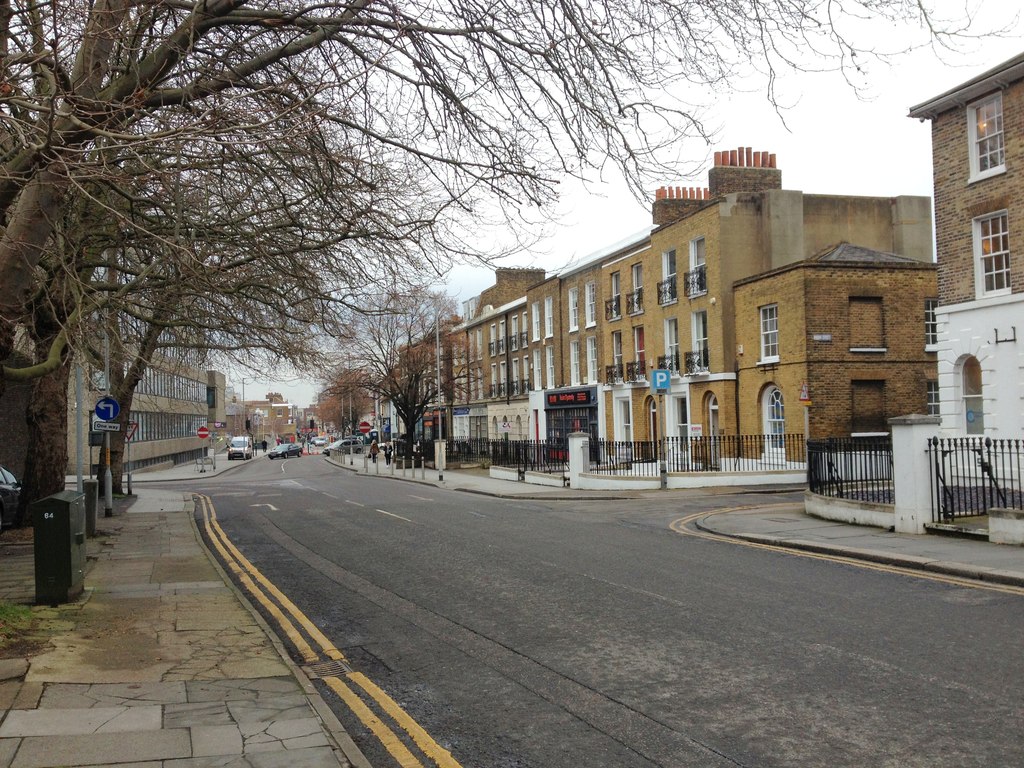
544 386 599 445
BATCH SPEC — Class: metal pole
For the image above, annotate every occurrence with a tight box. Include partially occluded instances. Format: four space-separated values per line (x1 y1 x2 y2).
103 329 112 517
436 314 443 482
126 431 132 495
75 364 84 492
659 392 667 490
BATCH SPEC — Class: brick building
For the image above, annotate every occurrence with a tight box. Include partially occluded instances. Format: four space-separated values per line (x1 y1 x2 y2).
909 52 1024 437
602 149 933 442
456 268 545 439
734 244 938 438
453 147 935 445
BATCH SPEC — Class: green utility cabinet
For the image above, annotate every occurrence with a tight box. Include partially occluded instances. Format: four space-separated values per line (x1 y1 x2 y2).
32 490 86 605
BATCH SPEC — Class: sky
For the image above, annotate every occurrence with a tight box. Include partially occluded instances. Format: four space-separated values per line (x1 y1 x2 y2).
261 1 1024 409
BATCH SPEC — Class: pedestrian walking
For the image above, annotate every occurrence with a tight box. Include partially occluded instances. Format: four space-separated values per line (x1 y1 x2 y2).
370 439 380 464
261 439 268 454
384 443 393 466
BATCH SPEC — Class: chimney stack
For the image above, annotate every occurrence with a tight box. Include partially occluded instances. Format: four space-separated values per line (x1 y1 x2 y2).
652 184 712 226
708 146 781 197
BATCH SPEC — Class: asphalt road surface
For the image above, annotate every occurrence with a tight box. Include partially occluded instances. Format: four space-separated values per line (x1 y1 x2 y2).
190 455 1024 767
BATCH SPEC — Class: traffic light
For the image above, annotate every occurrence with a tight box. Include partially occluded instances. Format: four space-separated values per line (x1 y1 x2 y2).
309 418 315 430
245 418 251 431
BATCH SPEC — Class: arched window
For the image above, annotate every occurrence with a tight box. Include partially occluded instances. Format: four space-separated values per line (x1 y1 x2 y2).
763 386 785 448
962 356 984 435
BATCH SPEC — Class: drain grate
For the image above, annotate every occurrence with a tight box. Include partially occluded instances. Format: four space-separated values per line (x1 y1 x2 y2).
306 659 353 678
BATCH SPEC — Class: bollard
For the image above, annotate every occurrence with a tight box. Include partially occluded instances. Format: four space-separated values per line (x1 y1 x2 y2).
83 478 98 537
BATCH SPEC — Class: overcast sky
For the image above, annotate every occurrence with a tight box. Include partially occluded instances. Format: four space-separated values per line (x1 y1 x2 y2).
268 1 1024 409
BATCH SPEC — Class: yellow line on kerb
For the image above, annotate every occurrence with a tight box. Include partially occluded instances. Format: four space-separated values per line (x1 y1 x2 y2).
196 494 464 768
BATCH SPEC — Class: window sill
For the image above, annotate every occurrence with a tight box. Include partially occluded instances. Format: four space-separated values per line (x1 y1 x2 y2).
757 358 780 367
924 343 938 353
849 347 888 353
968 165 1006 185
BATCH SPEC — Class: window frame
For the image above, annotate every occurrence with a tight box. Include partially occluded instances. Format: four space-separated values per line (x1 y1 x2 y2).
585 282 597 327
760 304 780 363
568 287 579 332
924 299 938 349
967 92 1005 183
586 336 598 384
544 296 554 338
973 210 1011 298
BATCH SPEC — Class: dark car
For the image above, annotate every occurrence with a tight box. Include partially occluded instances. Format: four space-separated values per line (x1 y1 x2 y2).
267 442 303 460
0 465 21 528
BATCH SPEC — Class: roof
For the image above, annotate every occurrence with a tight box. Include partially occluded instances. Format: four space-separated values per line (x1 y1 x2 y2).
909 51 1024 119
809 242 923 264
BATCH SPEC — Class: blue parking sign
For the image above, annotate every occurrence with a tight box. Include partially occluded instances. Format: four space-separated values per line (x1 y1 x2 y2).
651 369 670 392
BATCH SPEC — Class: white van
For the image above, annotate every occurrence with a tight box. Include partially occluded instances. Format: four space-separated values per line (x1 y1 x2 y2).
227 436 253 460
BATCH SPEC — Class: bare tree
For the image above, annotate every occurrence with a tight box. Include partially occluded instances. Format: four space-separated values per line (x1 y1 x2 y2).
341 289 457 456
0 0 967 379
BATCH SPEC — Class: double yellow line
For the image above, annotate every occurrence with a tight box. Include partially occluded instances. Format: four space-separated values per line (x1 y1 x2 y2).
195 494 462 768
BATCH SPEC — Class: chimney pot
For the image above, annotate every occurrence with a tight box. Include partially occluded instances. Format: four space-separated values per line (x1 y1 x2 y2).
745 147 753 166
753 152 761 168
675 186 682 199
729 149 738 166
769 153 777 168
714 151 722 166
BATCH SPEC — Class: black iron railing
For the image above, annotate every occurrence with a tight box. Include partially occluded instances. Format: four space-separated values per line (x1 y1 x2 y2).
657 352 680 373
928 436 1024 521
684 265 707 297
589 434 806 475
626 359 647 382
605 363 624 384
807 436 893 503
489 439 569 476
684 348 709 375
626 288 644 315
605 296 621 320
657 276 677 305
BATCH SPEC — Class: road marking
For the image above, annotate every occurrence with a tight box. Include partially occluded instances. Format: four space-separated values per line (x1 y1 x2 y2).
377 509 413 523
409 495 434 502
346 500 365 507
250 503 278 511
195 495 461 768
671 506 1024 597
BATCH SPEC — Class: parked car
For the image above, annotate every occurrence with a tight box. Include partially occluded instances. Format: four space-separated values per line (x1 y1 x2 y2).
323 437 363 456
0 465 21 528
311 437 328 447
268 442 303 459
227 436 253 460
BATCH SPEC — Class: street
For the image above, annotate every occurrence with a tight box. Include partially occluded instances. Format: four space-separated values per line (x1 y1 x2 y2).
192 456 1024 767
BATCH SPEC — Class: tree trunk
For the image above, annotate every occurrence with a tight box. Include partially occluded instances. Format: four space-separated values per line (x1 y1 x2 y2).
16 356 72 526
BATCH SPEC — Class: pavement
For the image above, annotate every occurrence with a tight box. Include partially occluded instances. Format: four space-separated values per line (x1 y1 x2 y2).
0 448 1022 767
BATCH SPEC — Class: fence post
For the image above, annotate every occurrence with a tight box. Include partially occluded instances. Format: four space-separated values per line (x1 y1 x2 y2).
889 414 940 534
568 432 588 489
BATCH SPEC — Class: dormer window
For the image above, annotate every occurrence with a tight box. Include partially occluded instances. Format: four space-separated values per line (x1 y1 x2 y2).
968 93 1004 182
